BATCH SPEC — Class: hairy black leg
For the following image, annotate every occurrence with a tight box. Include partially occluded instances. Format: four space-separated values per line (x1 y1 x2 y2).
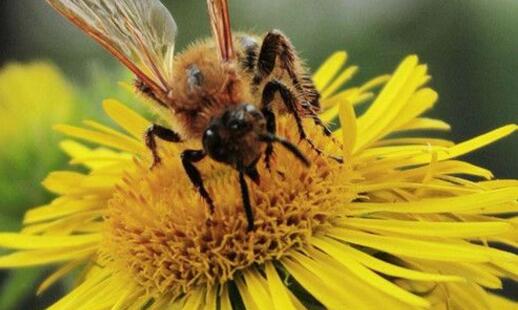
262 80 317 149
261 104 276 170
301 75 321 110
181 150 215 213
254 30 331 136
262 80 343 163
238 170 254 231
253 30 303 94
145 124 182 168
258 133 310 167
303 104 333 136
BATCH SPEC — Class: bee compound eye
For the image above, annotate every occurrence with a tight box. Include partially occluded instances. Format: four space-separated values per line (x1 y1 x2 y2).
229 120 244 131
203 128 219 147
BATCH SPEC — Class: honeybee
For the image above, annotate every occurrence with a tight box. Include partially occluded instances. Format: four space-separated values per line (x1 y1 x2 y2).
47 0 336 231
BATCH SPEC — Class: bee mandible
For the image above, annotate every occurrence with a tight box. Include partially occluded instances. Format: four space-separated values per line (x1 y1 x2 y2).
46 0 338 231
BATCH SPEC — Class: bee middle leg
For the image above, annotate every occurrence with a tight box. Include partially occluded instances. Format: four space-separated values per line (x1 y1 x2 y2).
145 124 182 168
262 80 343 163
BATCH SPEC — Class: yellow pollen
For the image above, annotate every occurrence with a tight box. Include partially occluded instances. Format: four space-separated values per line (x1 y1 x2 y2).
103 117 356 297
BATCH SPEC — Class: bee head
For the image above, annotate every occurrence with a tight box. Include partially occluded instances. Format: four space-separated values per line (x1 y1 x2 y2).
202 104 267 168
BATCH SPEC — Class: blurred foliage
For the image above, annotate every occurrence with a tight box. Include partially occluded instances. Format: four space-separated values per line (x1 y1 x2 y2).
0 63 74 226
0 61 144 309
0 62 74 309
0 0 516 308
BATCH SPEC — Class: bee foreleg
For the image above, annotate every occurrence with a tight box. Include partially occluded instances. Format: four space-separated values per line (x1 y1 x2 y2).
258 133 310 167
145 124 182 168
181 150 215 214
238 169 254 231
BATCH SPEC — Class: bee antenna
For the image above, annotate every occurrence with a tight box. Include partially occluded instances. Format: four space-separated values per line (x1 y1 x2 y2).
259 134 311 167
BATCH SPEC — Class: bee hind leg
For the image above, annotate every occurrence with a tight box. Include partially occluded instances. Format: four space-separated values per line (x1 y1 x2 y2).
254 30 332 137
145 124 182 168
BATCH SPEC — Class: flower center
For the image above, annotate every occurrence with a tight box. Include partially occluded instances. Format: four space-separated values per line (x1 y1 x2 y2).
103 118 355 297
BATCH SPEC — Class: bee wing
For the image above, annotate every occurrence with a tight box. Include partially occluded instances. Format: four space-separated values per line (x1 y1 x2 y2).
206 0 234 62
47 0 177 97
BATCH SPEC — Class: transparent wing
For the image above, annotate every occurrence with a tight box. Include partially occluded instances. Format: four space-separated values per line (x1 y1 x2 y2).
47 0 177 95
206 0 234 62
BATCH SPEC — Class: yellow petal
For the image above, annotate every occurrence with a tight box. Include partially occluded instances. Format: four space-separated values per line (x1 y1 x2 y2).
356 55 419 144
312 51 347 92
321 66 358 98
306 243 430 308
0 233 101 249
242 269 275 310
337 218 513 238
338 100 357 159
205 286 218 310
265 262 297 310
60 140 130 170
48 270 111 310
397 117 451 131
312 237 463 283
281 256 353 309
219 284 233 310
42 171 119 195
183 287 205 310
346 187 518 215
235 275 260 310
24 198 99 224
374 137 454 147
445 282 491 310
0 247 95 267
287 251 410 309
487 293 518 309
103 99 151 138
408 124 517 165
327 228 517 263
42 171 85 194
357 62 429 151
54 124 145 155
37 259 83 295
385 88 438 134
415 261 502 289
359 74 391 92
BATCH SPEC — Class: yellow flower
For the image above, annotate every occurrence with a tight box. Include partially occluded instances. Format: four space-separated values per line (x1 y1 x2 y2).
1 53 517 309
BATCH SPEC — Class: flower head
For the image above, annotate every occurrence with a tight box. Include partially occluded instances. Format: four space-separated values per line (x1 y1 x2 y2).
1 53 517 309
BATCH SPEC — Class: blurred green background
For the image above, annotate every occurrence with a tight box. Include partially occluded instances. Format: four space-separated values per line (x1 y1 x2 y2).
0 0 516 308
